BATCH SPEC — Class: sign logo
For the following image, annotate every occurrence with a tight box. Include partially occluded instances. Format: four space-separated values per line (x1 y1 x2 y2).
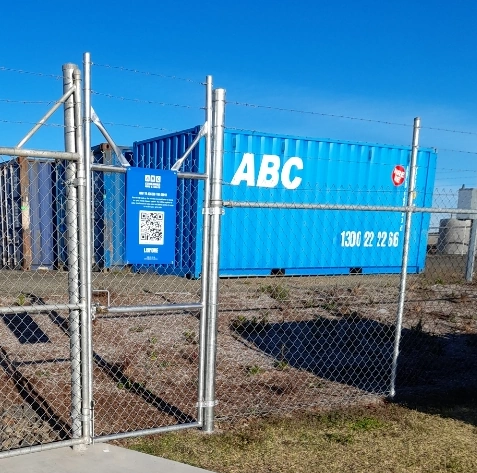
392 165 406 186
145 174 161 189
231 153 304 189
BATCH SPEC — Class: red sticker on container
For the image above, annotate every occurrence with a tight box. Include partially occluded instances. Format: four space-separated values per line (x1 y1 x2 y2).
391 165 406 186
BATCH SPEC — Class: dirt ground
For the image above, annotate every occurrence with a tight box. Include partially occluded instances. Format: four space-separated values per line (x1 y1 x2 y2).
0 254 476 450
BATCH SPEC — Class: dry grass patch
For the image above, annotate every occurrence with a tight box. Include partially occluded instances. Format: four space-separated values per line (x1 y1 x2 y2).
121 400 477 473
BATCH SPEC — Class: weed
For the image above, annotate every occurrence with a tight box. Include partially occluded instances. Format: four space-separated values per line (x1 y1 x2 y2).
246 365 263 376
308 380 326 389
410 318 424 333
349 417 383 432
349 284 363 296
117 380 144 391
260 284 290 302
274 360 289 371
17 293 27 306
129 326 146 333
231 315 248 331
322 302 337 312
149 336 158 345
148 350 158 361
183 330 198 345
251 314 269 328
303 299 316 309
411 303 424 315
231 315 268 334
35 370 50 378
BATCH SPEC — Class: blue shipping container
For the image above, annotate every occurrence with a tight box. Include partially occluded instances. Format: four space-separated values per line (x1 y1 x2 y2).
0 158 55 270
132 128 437 278
92 143 133 270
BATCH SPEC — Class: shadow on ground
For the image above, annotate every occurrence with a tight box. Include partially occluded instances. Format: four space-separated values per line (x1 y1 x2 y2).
233 314 477 425
1 313 50 344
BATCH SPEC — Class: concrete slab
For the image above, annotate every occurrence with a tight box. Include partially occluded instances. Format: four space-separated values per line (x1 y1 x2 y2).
0 443 215 473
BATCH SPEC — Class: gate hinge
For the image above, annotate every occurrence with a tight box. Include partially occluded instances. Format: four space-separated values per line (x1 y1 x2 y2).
202 207 225 216
65 178 79 187
196 400 219 408
91 304 97 321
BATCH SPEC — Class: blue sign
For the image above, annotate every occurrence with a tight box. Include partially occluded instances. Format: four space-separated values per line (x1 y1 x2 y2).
126 168 177 265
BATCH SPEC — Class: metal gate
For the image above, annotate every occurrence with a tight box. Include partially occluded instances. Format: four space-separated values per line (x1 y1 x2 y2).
0 53 225 457
87 69 225 442
0 62 89 456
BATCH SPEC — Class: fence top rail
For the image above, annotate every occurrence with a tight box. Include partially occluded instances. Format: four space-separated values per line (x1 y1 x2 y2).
0 147 79 161
223 200 477 215
91 163 208 180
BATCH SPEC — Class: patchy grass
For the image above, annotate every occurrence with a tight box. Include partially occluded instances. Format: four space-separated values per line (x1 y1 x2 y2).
260 284 290 302
122 401 477 473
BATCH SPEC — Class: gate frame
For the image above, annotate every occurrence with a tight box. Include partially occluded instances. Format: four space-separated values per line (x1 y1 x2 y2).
84 52 226 443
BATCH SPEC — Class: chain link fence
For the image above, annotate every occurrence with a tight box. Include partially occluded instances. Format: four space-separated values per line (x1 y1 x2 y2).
0 55 476 458
0 156 84 452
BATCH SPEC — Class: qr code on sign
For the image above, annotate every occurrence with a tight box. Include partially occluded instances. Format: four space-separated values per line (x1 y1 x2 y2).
139 210 164 245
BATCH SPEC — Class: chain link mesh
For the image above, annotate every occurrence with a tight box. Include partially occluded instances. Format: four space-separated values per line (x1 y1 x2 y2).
90 148 202 437
1 63 477 454
396 191 477 400
0 158 82 451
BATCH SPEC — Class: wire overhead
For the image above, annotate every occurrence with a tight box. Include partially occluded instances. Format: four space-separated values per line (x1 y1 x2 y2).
91 91 201 110
92 63 201 84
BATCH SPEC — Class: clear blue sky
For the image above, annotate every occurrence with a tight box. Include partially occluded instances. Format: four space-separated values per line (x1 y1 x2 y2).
1 0 476 191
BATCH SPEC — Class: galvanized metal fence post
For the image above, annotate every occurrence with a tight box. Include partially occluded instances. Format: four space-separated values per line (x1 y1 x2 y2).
203 88 226 432
389 117 421 398
466 218 477 282
73 63 93 445
62 63 82 443
197 75 213 425
82 52 94 441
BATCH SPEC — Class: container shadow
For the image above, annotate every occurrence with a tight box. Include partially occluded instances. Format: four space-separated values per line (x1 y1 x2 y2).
393 331 477 427
233 315 395 393
233 315 477 401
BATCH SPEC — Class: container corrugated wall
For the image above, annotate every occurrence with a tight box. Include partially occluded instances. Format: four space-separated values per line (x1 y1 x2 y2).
0 158 55 270
92 144 133 270
219 132 435 276
54 144 133 271
133 128 436 278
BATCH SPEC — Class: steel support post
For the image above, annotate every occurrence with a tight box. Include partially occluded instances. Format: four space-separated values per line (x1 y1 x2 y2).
203 88 225 432
74 64 92 446
62 63 82 443
197 76 213 425
82 52 94 441
466 218 477 282
390 117 421 397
